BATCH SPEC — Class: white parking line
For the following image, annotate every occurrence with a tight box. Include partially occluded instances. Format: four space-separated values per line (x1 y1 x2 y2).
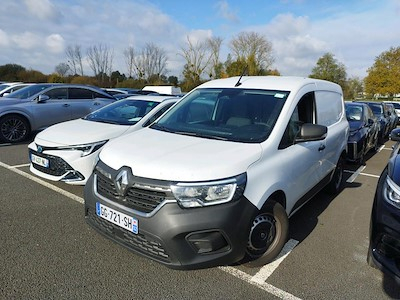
345 165 366 183
0 161 84 204
251 239 299 283
8 163 31 168
1 160 302 300
219 264 302 300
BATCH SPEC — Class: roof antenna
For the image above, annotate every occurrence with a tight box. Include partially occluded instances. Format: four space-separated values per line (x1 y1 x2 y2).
235 65 248 87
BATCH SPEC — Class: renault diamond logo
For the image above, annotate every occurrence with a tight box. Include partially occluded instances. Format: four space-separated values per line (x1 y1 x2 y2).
115 169 129 196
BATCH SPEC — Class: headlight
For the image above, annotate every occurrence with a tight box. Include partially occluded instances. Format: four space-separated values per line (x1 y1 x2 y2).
385 176 400 209
56 140 108 157
171 174 246 208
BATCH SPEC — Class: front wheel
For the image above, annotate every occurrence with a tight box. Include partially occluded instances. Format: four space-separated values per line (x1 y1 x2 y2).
0 115 30 143
326 156 345 194
244 201 288 267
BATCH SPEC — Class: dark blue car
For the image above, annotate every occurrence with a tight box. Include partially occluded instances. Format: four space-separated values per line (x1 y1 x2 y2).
345 102 380 163
368 128 400 284
360 101 391 143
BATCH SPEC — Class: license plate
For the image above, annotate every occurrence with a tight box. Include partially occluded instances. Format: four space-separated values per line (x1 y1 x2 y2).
96 202 138 234
31 153 49 168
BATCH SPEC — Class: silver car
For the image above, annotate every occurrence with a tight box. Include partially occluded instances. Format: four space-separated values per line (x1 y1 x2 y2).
0 83 115 143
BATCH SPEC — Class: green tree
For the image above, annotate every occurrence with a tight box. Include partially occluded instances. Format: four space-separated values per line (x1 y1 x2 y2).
346 77 364 100
309 53 347 87
0 64 26 81
364 46 400 98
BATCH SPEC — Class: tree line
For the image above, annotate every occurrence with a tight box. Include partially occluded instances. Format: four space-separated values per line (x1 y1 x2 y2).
0 30 399 99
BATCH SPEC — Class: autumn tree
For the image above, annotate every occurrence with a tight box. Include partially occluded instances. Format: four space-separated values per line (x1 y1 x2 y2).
309 53 347 87
66 44 84 76
227 32 274 76
364 46 400 98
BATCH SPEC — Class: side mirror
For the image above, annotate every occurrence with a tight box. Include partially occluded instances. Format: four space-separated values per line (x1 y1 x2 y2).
37 94 50 103
295 123 328 143
367 119 374 126
2 92 10 97
390 128 400 142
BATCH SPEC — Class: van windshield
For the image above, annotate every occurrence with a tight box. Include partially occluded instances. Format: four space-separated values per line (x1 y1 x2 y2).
151 88 289 143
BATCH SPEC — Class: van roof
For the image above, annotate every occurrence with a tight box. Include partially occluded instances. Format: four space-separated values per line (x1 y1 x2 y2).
197 76 342 94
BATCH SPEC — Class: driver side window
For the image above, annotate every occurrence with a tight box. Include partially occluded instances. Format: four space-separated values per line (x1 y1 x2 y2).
279 92 315 149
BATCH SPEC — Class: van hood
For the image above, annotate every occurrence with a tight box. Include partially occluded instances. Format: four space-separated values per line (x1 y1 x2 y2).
34 119 129 146
99 127 263 181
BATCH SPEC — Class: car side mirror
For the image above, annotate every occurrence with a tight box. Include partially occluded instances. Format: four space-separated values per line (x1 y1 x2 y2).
367 119 374 126
295 123 328 143
37 94 50 103
390 128 400 142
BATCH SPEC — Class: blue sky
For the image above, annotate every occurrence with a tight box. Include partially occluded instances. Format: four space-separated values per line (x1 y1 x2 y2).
0 0 399 79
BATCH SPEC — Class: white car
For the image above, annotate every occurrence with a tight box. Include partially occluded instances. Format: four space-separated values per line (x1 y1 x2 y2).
28 95 177 185
0 83 33 97
84 76 349 269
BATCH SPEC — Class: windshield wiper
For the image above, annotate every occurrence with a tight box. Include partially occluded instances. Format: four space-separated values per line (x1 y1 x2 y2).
151 123 174 132
175 131 228 141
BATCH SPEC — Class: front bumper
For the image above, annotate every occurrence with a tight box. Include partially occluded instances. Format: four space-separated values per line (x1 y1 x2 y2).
84 168 258 270
369 170 400 283
28 142 99 185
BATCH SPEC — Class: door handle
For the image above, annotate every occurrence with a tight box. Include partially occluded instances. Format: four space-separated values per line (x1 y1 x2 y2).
62 104 70 107
94 102 100 105
318 144 326 151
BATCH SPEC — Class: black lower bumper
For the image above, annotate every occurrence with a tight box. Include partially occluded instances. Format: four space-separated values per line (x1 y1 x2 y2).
369 170 400 282
84 174 259 270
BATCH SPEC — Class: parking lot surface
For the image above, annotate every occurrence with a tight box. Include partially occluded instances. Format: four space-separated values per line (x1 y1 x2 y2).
1 137 399 299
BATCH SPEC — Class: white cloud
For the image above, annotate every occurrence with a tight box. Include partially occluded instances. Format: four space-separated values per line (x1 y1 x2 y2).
185 30 213 45
12 32 40 49
0 29 10 46
46 34 65 53
23 0 60 21
216 1 239 23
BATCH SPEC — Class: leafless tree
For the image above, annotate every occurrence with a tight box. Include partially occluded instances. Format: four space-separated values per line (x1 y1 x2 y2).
65 44 84 76
54 62 70 77
206 36 223 79
86 44 114 82
229 32 274 74
133 43 168 80
124 46 135 79
179 36 213 83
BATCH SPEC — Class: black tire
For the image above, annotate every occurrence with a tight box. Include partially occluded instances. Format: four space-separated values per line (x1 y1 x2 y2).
244 201 289 267
0 115 30 143
326 156 345 194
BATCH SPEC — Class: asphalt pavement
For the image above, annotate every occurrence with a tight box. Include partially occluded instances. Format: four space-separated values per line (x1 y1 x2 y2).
0 138 399 300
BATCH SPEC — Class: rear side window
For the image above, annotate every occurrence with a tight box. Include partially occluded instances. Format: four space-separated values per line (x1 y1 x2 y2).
44 87 68 99
68 88 93 99
315 91 343 126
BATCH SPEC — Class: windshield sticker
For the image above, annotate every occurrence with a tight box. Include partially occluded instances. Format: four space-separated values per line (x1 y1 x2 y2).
274 93 286 99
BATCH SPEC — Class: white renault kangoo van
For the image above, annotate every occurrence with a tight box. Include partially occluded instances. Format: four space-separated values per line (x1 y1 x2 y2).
84 76 349 269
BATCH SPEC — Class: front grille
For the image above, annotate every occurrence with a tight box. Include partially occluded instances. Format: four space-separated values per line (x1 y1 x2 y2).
87 208 170 262
96 172 167 214
29 149 73 176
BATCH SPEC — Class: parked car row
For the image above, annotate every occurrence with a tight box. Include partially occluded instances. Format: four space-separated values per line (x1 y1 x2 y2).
345 101 399 164
11 76 398 282
0 83 116 143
